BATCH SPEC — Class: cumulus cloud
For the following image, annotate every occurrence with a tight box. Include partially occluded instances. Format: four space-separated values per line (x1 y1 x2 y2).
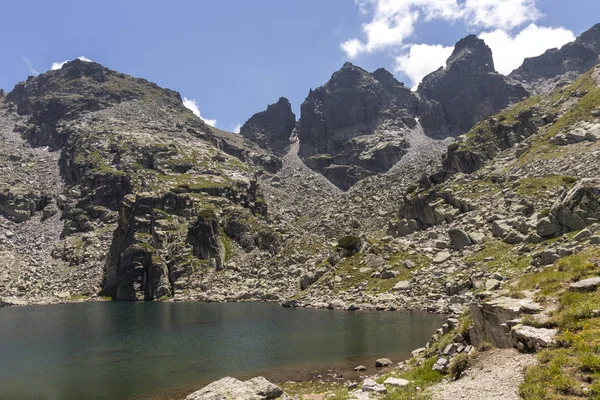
395 44 453 89
232 123 241 134
51 56 93 71
22 56 39 76
479 24 575 74
344 0 575 88
342 0 541 59
182 97 217 127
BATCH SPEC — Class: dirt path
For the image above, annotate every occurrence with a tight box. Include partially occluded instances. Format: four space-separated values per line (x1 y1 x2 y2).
430 349 536 400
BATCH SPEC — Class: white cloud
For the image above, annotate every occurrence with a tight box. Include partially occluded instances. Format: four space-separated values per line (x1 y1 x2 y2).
182 97 217 127
232 123 241 134
341 0 542 59
51 56 93 71
465 0 540 30
22 56 39 76
340 39 365 59
480 24 576 75
395 44 453 89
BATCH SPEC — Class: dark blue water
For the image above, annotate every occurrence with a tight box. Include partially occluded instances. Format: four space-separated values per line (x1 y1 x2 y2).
0 302 445 400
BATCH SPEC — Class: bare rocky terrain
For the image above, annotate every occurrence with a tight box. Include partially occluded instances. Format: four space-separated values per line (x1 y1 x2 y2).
3 23 600 400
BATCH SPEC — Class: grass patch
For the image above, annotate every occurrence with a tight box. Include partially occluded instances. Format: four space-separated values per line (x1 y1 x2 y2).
515 175 579 199
518 246 600 399
463 239 531 276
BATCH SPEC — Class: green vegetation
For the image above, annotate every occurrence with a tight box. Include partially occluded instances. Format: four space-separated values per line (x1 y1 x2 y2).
516 175 579 199
448 353 472 380
463 238 531 276
337 235 361 251
516 247 600 399
451 177 501 200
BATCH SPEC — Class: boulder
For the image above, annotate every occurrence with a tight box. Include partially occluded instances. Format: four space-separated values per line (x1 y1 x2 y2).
375 358 393 367
511 324 558 351
433 251 451 265
362 378 387 394
448 228 472 250
186 376 287 400
393 281 412 291
569 277 600 292
383 377 410 387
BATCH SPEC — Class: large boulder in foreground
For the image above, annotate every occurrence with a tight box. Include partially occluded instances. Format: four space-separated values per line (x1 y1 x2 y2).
240 97 296 156
186 376 289 400
418 35 528 136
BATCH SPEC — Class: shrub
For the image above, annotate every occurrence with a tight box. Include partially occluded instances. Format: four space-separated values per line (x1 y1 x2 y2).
448 353 471 380
337 235 361 251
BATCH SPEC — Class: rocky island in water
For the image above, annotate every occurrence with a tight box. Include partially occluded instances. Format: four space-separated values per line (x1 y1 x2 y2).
2 4 600 400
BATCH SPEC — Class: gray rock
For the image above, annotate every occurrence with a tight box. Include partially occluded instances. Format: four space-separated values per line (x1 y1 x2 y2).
574 228 593 241
569 277 600 292
393 281 412 291
186 376 287 400
375 358 393 367
362 378 387 394
383 377 410 387
537 217 561 237
433 251 451 264
449 228 472 250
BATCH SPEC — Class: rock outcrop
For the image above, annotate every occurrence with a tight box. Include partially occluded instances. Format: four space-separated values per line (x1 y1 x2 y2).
510 23 600 94
536 178 600 238
418 35 528 136
240 97 296 156
297 62 446 189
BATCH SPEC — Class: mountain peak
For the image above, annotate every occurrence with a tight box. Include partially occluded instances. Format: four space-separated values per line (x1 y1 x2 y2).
240 97 296 156
447 34 495 73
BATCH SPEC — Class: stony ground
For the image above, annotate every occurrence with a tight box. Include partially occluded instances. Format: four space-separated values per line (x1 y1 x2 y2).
430 349 536 400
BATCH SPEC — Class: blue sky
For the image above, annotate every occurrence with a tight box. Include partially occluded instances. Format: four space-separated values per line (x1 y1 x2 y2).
1 1 599 132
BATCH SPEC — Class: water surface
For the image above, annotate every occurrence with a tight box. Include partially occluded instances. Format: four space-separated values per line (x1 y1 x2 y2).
0 302 445 400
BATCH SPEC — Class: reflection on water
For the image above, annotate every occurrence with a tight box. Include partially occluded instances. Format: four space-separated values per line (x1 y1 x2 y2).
0 302 446 400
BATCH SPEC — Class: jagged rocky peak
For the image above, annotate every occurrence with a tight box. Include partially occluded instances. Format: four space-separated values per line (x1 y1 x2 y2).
418 34 528 136
446 34 495 74
297 62 446 190
239 97 296 156
510 23 600 94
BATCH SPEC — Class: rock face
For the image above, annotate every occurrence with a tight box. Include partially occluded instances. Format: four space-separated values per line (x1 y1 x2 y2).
469 297 542 348
536 178 600 238
240 97 296 156
510 24 600 94
418 35 528 136
297 62 446 190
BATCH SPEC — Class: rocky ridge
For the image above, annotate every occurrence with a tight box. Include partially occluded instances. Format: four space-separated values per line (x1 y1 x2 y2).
510 23 600 95
239 97 296 156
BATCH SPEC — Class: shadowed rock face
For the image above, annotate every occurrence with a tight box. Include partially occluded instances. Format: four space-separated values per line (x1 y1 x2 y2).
297 62 447 190
510 24 600 94
418 35 529 136
239 97 296 156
